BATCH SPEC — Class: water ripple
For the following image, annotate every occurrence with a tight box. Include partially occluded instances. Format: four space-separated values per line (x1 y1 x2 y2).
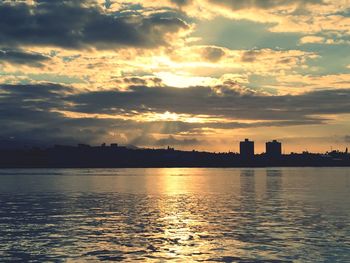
0 168 349 262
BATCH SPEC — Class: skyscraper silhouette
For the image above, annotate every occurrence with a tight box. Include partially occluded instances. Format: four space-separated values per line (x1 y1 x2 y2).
240 139 254 158
266 140 282 158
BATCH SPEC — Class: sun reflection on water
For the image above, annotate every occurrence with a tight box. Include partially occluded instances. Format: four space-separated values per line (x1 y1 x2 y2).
0 168 349 262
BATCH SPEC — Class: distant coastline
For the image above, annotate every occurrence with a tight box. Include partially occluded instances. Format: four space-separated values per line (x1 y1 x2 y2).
1 141 349 168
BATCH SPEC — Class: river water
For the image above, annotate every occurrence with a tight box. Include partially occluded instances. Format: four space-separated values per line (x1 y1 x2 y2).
0 168 349 262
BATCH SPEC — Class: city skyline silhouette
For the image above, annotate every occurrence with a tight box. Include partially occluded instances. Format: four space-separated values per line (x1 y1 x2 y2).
1 138 349 168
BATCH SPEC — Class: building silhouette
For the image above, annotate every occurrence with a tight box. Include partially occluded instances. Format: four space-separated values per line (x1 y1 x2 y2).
266 140 282 158
240 139 254 158
0 140 350 168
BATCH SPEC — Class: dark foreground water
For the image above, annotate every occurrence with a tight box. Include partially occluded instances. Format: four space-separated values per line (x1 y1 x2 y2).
0 168 349 262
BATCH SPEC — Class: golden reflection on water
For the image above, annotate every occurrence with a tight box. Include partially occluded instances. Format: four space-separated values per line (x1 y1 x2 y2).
139 168 256 261
141 168 292 261
1 168 349 261
142 168 208 195
145 168 211 260
156 168 189 194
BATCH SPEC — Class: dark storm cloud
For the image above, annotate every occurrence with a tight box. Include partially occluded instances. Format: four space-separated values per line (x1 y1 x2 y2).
3 84 350 123
1 83 350 146
0 83 72 100
0 1 189 49
0 83 108 145
0 84 72 129
68 85 350 122
0 48 50 67
208 0 325 10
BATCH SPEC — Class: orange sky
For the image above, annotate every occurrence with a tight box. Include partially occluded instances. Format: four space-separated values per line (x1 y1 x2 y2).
0 0 350 153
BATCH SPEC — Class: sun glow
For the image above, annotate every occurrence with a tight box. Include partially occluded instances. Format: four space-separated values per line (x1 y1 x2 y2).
156 72 215 88
158 111 179 121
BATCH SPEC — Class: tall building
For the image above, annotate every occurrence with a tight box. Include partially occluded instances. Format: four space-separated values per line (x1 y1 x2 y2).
240 139 254 158
266 140 282 157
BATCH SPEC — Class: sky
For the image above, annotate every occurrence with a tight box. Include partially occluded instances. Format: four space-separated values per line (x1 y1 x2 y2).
0 0 350 153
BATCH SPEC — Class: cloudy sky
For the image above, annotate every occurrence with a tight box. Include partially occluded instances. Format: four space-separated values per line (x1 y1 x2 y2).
0 0 350 153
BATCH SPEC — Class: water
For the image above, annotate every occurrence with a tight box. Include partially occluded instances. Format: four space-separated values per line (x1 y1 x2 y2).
0 168 349 262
